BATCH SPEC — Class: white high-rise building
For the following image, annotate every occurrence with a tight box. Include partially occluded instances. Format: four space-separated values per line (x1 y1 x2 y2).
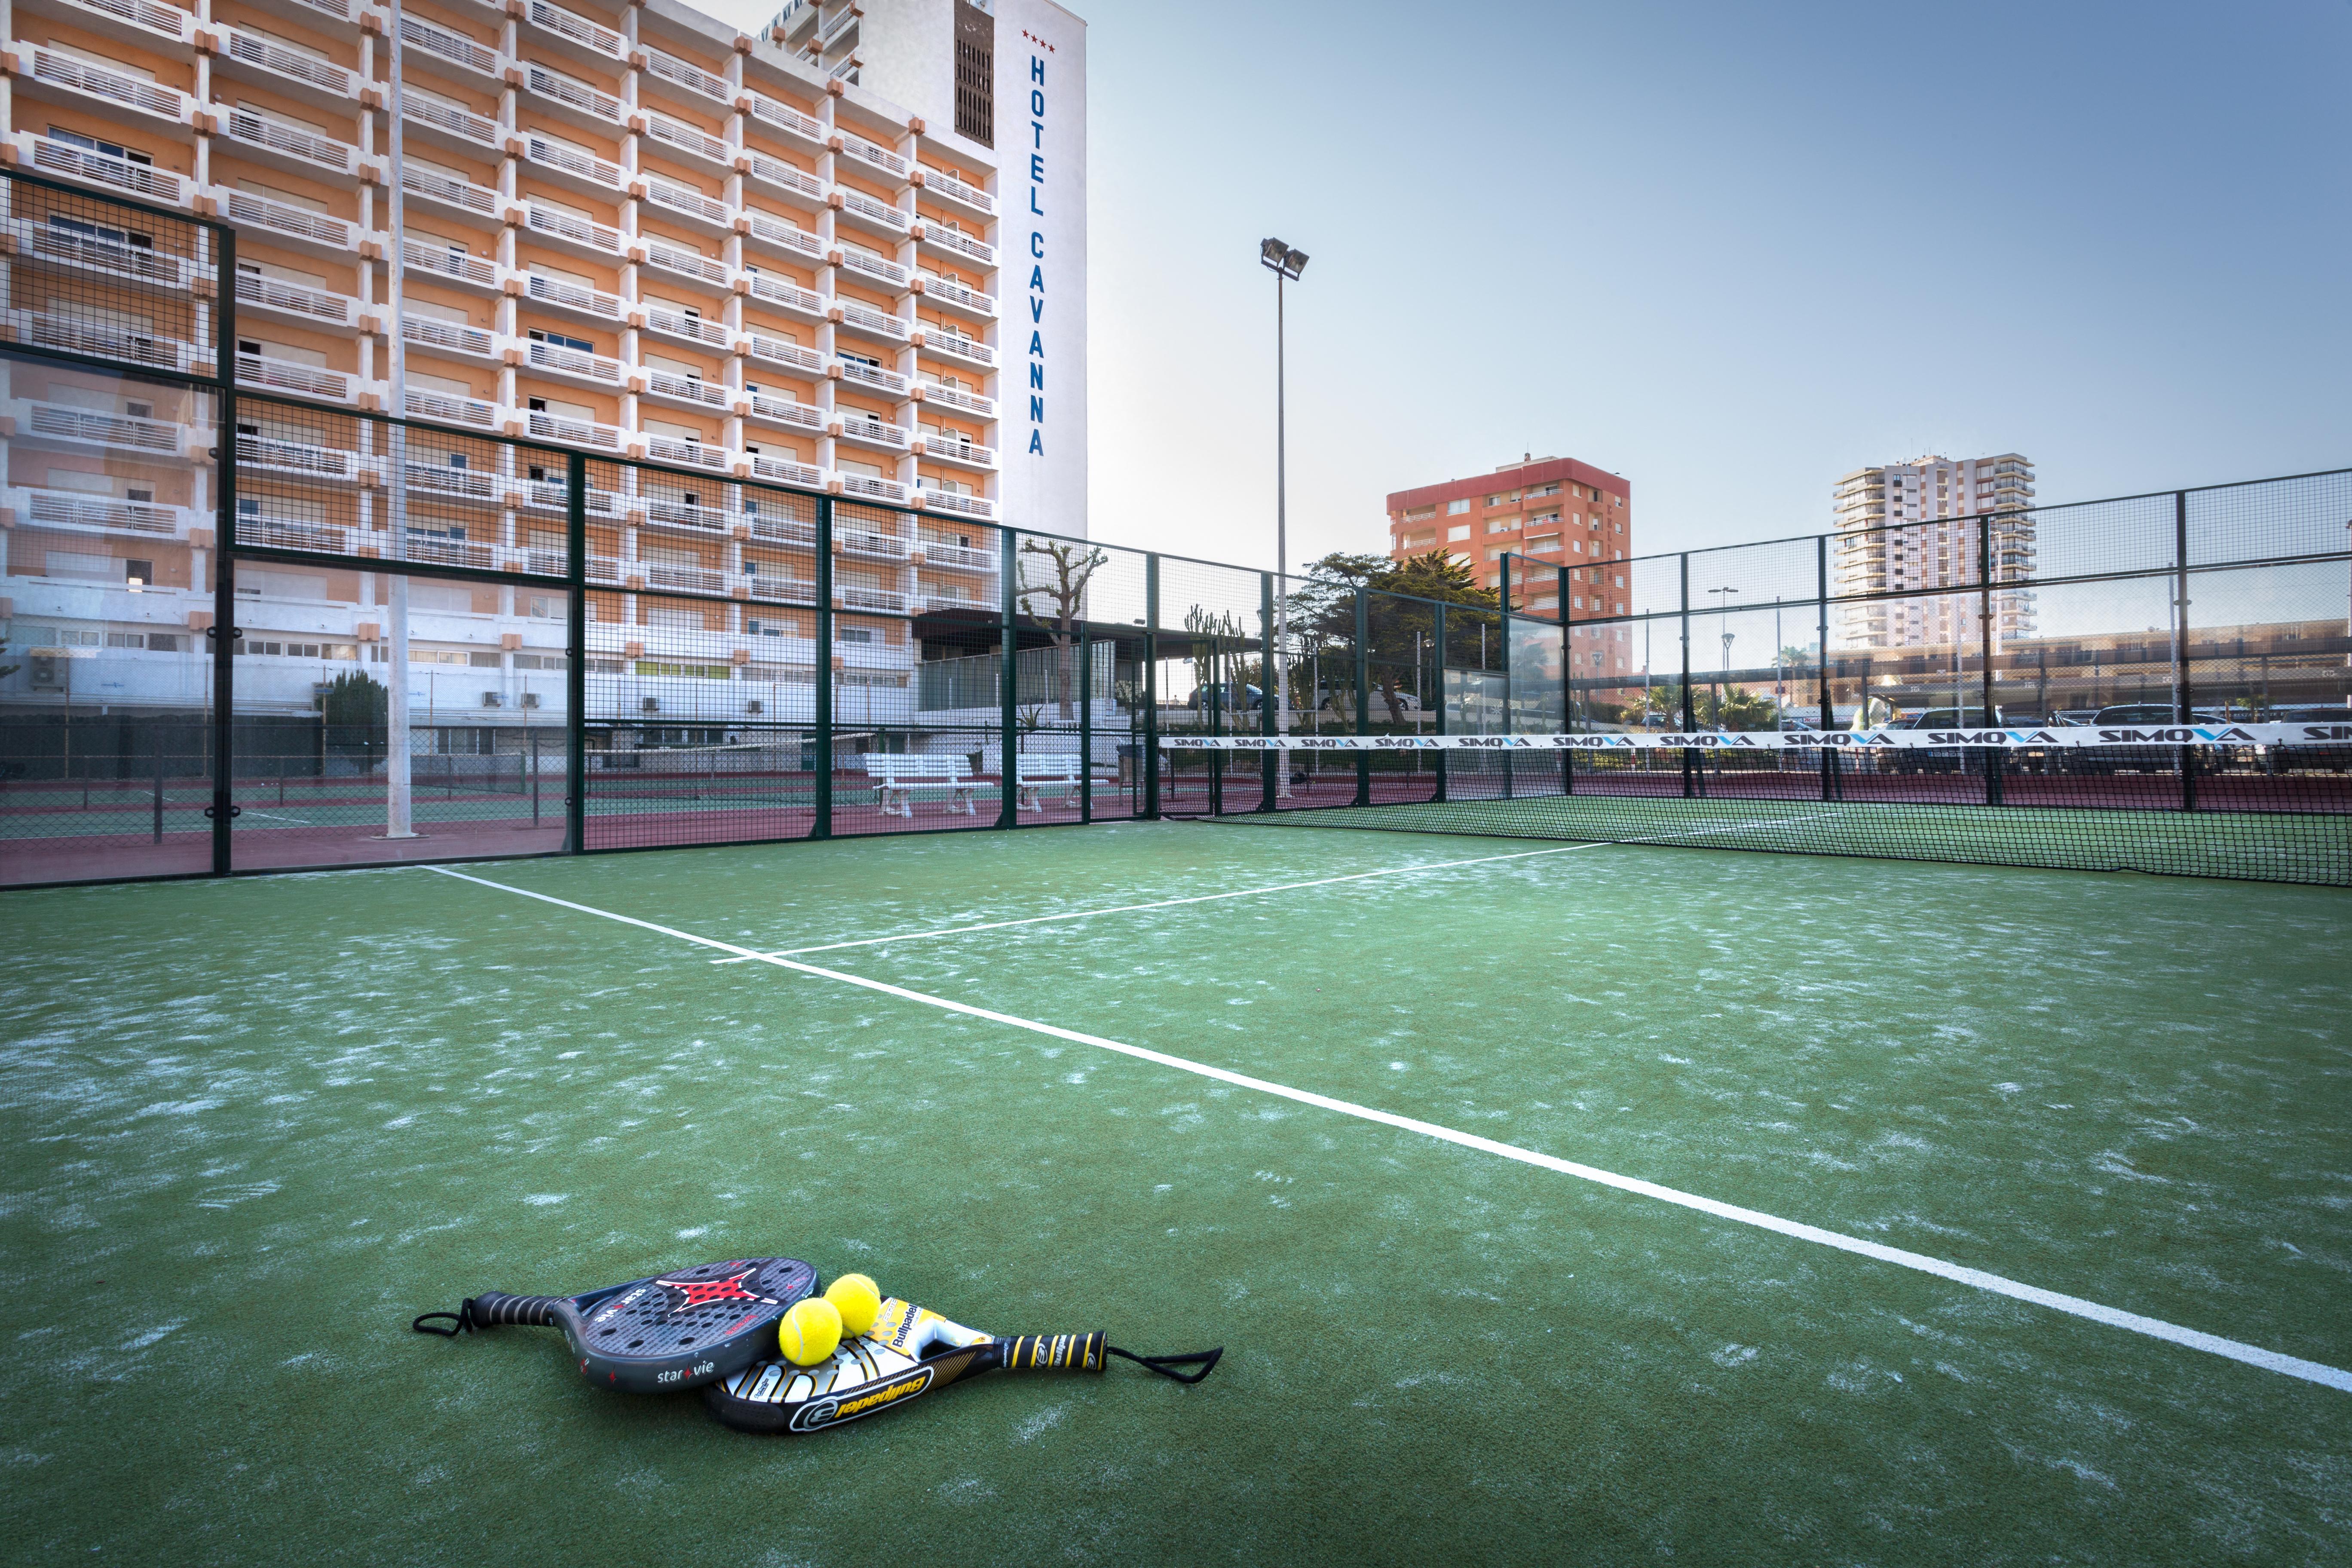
1831 454 2036 651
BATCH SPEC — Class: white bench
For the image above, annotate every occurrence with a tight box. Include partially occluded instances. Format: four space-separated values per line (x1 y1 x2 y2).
860 753 978 818
1015 755 1092 812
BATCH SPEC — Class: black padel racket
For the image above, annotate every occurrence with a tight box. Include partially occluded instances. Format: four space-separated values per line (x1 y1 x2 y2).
413 1257 818 1394
705 1295 1220 1434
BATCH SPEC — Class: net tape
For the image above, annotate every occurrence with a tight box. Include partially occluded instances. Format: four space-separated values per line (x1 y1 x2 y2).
1161 722 2349 753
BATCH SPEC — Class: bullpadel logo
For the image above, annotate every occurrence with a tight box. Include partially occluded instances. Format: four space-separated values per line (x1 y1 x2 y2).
787 1366 935 1431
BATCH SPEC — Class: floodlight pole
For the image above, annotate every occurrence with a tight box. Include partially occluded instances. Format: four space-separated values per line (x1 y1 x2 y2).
1259 238 1306 798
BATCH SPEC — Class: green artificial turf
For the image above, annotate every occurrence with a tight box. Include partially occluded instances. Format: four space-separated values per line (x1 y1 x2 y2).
2 823 2346 1565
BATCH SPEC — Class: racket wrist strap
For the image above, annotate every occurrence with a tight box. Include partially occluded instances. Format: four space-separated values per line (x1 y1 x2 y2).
1107 1344 1223 1384
410 1299 484 1338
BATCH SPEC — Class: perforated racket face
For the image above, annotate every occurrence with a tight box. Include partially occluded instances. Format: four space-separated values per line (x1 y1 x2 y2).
564 1257 816 1392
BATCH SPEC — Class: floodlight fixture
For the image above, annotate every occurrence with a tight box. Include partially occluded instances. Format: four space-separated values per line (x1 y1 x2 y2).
1259 238 1308 281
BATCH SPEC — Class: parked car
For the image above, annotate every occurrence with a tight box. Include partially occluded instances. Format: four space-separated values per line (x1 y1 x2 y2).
2257 704 2352 774
1877 707 2003 775
1189 682 1263 717
2069 704 2205 775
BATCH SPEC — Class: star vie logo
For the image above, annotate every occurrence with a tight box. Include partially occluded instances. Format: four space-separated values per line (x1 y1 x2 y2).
659 1267 774 1311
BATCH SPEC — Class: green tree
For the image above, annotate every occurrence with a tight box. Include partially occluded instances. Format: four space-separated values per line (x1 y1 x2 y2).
1289 550 1501 726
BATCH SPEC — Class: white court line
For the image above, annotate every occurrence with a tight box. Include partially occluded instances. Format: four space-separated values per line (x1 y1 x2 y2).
711 839 1612 961
426 863 2352 1396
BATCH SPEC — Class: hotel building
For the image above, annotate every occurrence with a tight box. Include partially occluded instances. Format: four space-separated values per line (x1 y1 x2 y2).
1831 453 2035 651
0 0 1086 729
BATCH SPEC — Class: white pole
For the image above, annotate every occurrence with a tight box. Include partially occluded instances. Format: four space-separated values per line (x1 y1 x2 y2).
1272 269 1290 797
383 0 415 836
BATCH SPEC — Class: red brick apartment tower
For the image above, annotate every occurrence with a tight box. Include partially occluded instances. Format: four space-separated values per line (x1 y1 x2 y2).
1385 454 1631 616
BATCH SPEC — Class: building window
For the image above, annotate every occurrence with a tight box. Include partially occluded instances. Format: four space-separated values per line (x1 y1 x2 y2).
1446 525 1470 542
1446 499 1470 515
953 0 993 146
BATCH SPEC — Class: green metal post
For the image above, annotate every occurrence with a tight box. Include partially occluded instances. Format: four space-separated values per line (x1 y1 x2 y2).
1000 524 1019 827
565 450 586 851
1354 587 1370 807
1260 571 1277 811
812 495 833 838
1144 554 1160 818
1432 599 1447 803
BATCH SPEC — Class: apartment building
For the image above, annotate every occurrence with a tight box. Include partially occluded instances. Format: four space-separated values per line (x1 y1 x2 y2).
1386 452 1632 631
1831 453 2034 650
0 0 1086 729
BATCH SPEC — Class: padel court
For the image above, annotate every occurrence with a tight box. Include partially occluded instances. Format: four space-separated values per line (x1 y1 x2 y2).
4 820 2346 1565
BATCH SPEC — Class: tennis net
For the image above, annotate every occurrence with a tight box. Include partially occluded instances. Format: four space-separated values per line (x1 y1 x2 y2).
1157 725 2352 885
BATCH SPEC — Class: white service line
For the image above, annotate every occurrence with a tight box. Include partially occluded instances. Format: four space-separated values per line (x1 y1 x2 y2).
710 839 1611 961
423 864 2352 1396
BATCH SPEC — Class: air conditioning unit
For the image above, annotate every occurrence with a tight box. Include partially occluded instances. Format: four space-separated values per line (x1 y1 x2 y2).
745 698 764 715
519 692 542 709
641 697 661 714
481 691 504 708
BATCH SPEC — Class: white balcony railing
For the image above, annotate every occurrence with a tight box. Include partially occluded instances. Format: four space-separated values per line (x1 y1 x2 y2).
242 517 348 553
527 409 625 450
744 92 824 144
837 357 909 397
641 177 730 228
643 113 730 167
218 187 357 249
840 249 910 289
403 165 502 221
403 95 501 150
524 337 625 385
19 133 190 205
405 459 503 505
403 314 497 359
641 306 732 351
405 240 501 291
236 270 359 327
838 521 911 558
818 4 859 49
643 434 731 471
746 572 818 605
642 370 730 411
222 105 358 175
27 399 182 453
236 351 352 401
49 0 194 47
526 0 624 60
524 62 623 124
836 583 906 611
917 513 999 544
640 241 730 289
12 309 199 374
399 14 502 77
13 218 194 289
523 133 624 190
22 487 184 536
743 212 825 264
643 47 728 104
836 416 908 450
744 332 824 374
921 382 994 419
522 202 625 257
18 43 191 121
922 168 994 215
836 132 906 181
224 28 358 98
644 561 726 594
922 226 994 266
923 329 995 368
744 152 826 204
523 270 626 321
746 273 825 317
642 496 732 533
837 188 908 232
747 455 827 491
922 276 995 315
744 393 824 432
237 431 364 480
916 433 995 467
836 300 908 340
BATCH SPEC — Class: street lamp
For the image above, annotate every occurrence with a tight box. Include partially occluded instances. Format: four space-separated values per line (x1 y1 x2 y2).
1260 237 1307 791
1708 586 1737 725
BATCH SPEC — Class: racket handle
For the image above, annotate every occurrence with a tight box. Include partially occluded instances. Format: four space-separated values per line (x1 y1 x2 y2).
468 1292 564 1328
998 1333 1107 1373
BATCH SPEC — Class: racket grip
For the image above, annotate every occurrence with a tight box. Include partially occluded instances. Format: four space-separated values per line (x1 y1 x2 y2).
468 1292 564 1328
998 1333 1108 1374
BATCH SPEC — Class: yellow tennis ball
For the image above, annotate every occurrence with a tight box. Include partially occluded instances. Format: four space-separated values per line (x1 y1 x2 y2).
778 1297 842 1366
825 1273 882 1337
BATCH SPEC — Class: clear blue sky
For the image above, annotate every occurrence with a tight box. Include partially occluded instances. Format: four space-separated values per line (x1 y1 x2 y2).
721 0 2351 570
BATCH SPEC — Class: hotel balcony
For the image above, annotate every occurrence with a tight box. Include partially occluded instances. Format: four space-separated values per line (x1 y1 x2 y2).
744 569 818 606
637 237 731 295
917 167 992 219
518 267 626 328
640 432 731 472
8 484 189 541
834 130 906 183
236 349 352 402
640 111 731 173
9 131 190 205
920 381 993 419
403 456 509 508
638 175 732 236
921 329 993 370
745 453 825 491
212 186 364 259
640 47 730 113
402 165 503 233
836 473 907 507
742 91 826 152
744 271 827 323
918 224 993 268
8 42 194 128
520 131 626 199
523 0 625 65
638 559 728 595
404 387 500 429
834 412 907 453
919 275 994 320
520 335 625 390
833 297 907 343
834 187 908 238
835 514 910 558
23 0 197 50
523 407 625 451
519 200 626 263
398 13 503 85
9 216 196 291
639 493 735 535
916 432 994 470
638 368 730 416
639 304 732 353
835 356 908 398
236 269 360 330
836 582 906 612
402 94 502 158
18 397 185 455
217 104 361 181
520 476 625 519
404 239 501 296
913 532 998 567
837 247 910 292
741 211 825 268
817 4 859 52
215 25 360 113
240 513 348 553
742 391 823 435
742 151 827 211
8 308 206 375
743 330 824 377
237 428 370 482
521 62 625 135
401 313 499 366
